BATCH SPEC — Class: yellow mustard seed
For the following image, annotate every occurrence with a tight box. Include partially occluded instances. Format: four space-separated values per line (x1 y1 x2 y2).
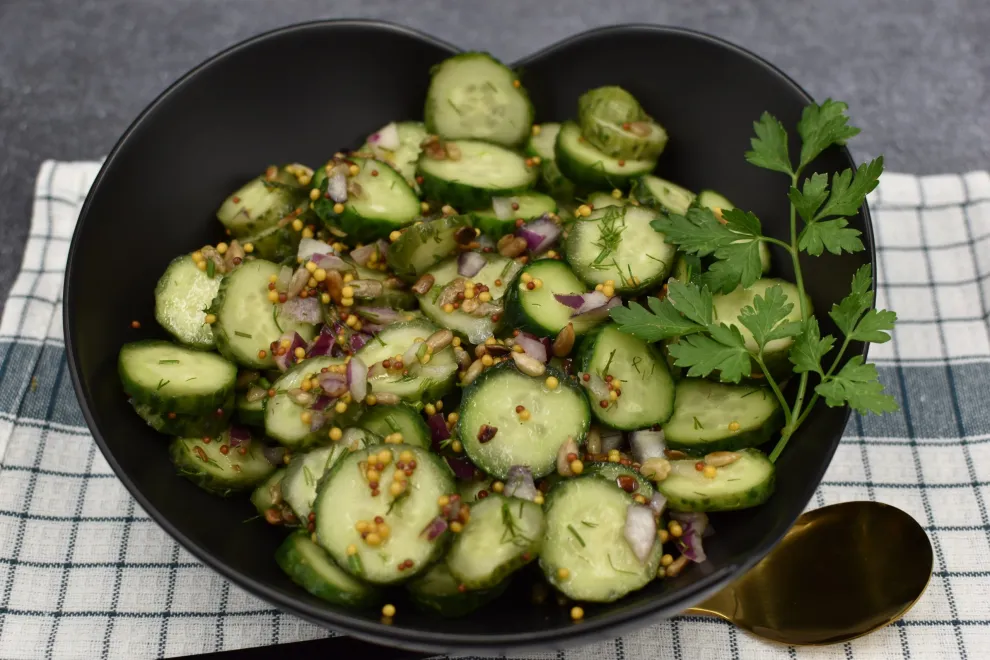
302 227 314 239
532 124 542 136
521 273 533 283
305 261 318 273
570 606 584 621
557 567 570 580
346 544 358 556
204 314 217 324
267 290 279 303
611 189 623 199
335 401 348 414
314 268 327 282
703 465 718 479
545 376 559 390
348 164 360 176
196 261 207 271
481 355 494 367
333 202 345 214
291 219 304 232
661 554 674 567
533 493 545 505
492 481 504 493
309 188 320 201
321 293 331 304
382 604 396 618
728 421 741 432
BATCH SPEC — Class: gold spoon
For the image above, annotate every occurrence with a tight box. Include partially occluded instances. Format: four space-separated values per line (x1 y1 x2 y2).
684 500 933 645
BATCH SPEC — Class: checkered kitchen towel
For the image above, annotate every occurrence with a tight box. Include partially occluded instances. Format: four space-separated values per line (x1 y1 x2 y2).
0 161 988 660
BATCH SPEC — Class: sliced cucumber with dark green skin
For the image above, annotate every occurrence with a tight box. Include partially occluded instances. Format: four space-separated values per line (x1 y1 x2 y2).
386 215 470 281
313 158 420 243
469 192 557 239
658 448 775 512
696 190 771 274
356 404 431 449
446 494 544 589
407 561 508 618
282 434 371 521
539 159 577 201
418 140 538 210
355 319 459 403
235 392 266 427
314 444 456 584
555 121 656 191
565 204 675 294
527 124 575 200
131 397 233 438
662 379 783 455
577 325 675 430
170 432 275 496
576 86 668 160
239 221 303 263
458 361 590 480
502 260 606 337
417 254 522 344
208 259 317 369
712 278 806 378
251 468 285 516
540 476 662 602
631 175 696 215
119 340 237 415
154 255 220 349
264 356 361 449
351 264 418 310
276 532 382 609
582 462 654 498
216 169 306 238
425 52 533 147
359 121 429 190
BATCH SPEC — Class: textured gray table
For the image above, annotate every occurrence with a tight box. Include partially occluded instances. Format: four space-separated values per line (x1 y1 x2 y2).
1 0 988 314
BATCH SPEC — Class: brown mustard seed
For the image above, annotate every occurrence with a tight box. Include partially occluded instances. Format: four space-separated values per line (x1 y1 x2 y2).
477 424 498 444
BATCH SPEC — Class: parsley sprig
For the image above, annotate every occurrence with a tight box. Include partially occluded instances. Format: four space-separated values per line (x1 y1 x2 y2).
610 100 898 462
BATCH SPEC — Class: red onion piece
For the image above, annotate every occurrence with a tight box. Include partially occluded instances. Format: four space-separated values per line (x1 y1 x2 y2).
311 395 332 411
445 456 477 481
649 492 667 517
624 504 658 563
306 326 337 358
360 323 384 335
327 172 347 203
348 332 371 353
370 122 400 150
554 293 585 309
263 445 286 466
574 291 609 315
570 295 622 325
491 196 516 220
421 516 448 541
228 425 251 448
670 511 709 562
274 332 307 371
281 296 322 324
349 243 380 267
457 251 486 278
309 411 327 432
427 413 451 449
347 356 368 402
630 430 666 463
316 371 348 398
518 215 561 253
297 238 335 262
504 465 538 502
515 333 548 364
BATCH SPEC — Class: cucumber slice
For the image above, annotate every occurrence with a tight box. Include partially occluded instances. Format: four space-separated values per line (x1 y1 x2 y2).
565 204 676 294
350 263 418 310
662 379 783 455
658 448 775 512
540 477 662 602
502 260 606 337
631 175 696 215
712 278 805 377
469 192 557 239
407 561 508 618
250 468 285 516
276 532 381 608
235 392 266 427
555 122 656 191
315 158 420 242
577 325 675 430
671 253 703 285
264 356 361 449
239 221 302 263
417 254 522 344
582 462 654 498
425 52 533 147
457 478 494 503
154 255 221 349
525 123 560 160
119 340 237 415
356 404 431 449
208 260 317 369
355 318 458 403
282 433 371 521
585 191 625 209
446 494 544 589
576 86 668 160
359 121 429 189
215 170 305 238
418 140 538 210
314 444 456 584
170 431 275 496
131 398 233 438
386 215 470 281
458 361 590 480
697 190 771 274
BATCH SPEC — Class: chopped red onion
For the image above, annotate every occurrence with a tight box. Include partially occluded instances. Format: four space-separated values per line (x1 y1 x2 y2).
274 332 307 371
630 430 666 463
670 511 709 563
355 305 400 324
504 465 538 502
349 243 379 267
281 296 322 324
348 332 371 353
600 429 624 453
649 492 667 517
263 445 286 466
491 196 516 220
311 395 332 411
347 356 368 402
457 251 486 278
316 371 348 398
553 293 585 309
421 516 448 541
570 294 622 325
515 333 548 363
309 411 327 432
624 504 658 563
327 172 347 203
427 413 451 448
369 122 400 150
297 238 335 262
360 323 384 335
228 425 252 448
306 326 337 358
518 215 561 253
445 456 477 481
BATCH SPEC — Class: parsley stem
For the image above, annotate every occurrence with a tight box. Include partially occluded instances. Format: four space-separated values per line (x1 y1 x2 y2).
785 172 813 429
754 355 792 428
760 236 795 254
788 333 855 437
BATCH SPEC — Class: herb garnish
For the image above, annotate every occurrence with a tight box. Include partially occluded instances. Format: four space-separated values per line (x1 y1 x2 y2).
610 100 898 462
272 305 283 332
567 524 586 547
693 416 704 430
234 331 253 339
158 360 180 365
156 379 170 391
591 206 626 266
206 259 215 279
303 465 315 487
500 500 534 547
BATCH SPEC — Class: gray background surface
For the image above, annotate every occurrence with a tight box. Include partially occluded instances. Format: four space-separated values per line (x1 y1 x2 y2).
0 0 987 313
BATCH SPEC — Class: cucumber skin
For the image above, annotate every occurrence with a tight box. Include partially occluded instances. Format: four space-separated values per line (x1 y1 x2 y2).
275 532 381 609
630 176 696 215
131 396 233 438
407 563 509 618
313 159 419 242
242 222 303 263
385 215 470 282
217 171 306 238
118 340 237 416
658 449 776 512
169 437 275 497
664 405 785 456
153 255 217 350
554 122 655 192
417 160 538 211
250 469 285 515
235 394 266 428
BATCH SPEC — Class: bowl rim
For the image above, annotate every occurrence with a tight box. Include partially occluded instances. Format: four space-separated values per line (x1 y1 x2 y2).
63 18 875 652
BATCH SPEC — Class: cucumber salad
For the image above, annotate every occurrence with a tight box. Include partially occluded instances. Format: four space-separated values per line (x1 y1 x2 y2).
120 52 809 621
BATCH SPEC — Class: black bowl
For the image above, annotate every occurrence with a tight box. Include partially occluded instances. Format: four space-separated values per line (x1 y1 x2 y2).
64 20 873 654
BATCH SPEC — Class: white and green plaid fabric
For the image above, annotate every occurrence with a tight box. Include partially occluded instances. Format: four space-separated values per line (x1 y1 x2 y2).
0 161 988 659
